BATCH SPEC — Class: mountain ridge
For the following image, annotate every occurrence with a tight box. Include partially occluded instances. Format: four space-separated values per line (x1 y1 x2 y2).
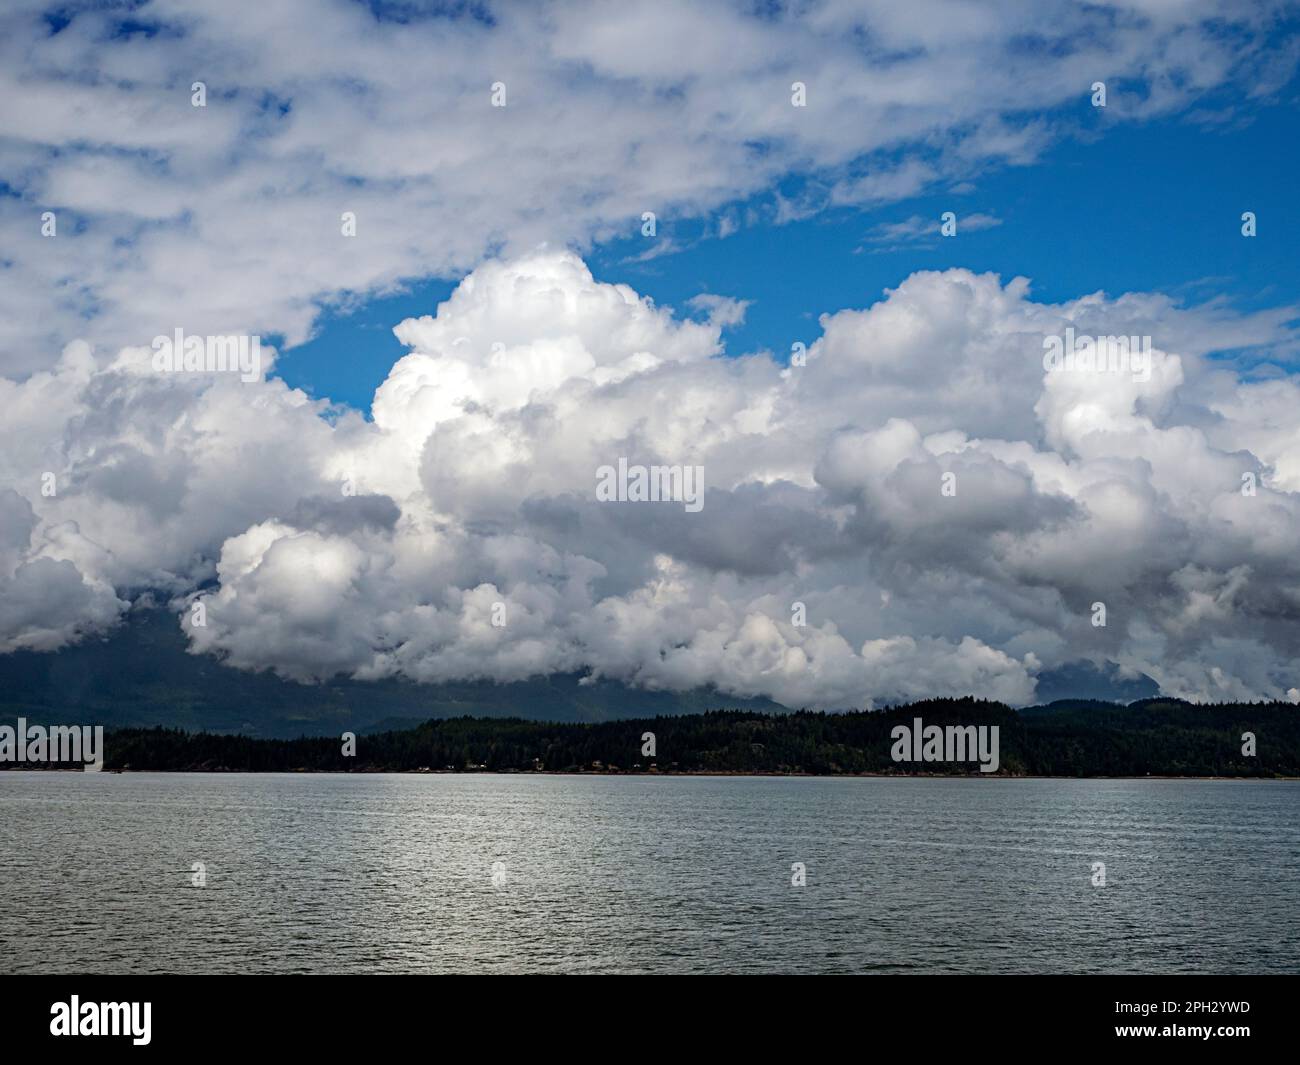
0 607 786 737
0 607 1182 739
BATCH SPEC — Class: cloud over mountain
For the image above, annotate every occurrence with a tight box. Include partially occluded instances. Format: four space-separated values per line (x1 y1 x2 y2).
3 249 1299 706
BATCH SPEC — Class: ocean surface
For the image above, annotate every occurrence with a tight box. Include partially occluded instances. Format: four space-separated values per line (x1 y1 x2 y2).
1 772 1297 974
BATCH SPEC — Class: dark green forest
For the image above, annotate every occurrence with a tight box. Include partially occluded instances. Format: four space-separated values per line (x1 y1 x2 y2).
25 697 1300 776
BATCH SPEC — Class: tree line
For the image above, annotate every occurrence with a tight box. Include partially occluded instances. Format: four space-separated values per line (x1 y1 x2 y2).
48 697 1300 776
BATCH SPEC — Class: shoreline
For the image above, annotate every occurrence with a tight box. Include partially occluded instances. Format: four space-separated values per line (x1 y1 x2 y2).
3 767 1297 781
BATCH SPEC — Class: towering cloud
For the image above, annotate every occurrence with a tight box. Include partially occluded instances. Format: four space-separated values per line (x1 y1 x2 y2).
2 250 1298 706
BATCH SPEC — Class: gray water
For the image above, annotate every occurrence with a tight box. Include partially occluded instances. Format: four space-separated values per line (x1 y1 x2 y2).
1 772 1297 974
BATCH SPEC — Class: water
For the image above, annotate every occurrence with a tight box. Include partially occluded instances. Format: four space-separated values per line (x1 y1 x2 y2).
1 773 1297 974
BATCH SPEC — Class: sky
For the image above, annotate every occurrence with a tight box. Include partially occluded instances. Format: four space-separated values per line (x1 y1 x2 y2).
288 96 1300 411
2 0 1300 708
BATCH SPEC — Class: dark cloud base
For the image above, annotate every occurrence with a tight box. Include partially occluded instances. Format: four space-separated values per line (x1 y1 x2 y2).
0 606 1171 738
0 607 785 738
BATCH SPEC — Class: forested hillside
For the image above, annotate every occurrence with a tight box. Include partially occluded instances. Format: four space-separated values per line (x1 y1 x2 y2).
74 698 1300 776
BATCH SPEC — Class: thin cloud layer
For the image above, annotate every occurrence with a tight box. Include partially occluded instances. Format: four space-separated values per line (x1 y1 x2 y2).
0 0 1292 372
3 250 1298 706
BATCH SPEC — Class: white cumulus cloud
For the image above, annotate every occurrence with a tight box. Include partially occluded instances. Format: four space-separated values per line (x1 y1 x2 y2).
2 249 1299 706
